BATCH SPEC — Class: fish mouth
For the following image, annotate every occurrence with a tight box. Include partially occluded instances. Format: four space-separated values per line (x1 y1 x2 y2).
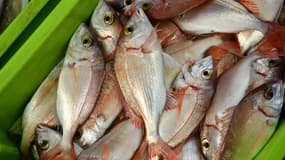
126 47 141 52
97 35 113 41
256 71 267 77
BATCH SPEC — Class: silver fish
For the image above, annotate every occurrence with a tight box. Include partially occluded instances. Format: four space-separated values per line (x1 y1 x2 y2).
159 56 216 147
173 0 268 35
115 9 176 159
78 120 143 160
21 61 62 159
222 81 284 160
90 0 122 61
177 134 205 160
78 63 123 147
43 24 105 160
35 125 83 158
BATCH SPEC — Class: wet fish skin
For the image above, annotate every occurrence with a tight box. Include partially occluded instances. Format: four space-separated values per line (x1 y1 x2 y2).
43 24 105 160
177 134 205 160
78 63 123 148
173 0 268 35
35 125 83 158
21 61 62 159
237 0 284 22
200 54 260 160
78 120 143 160
159 56 216 147
90 0 122 61
124 0 210 20
222 81 284 160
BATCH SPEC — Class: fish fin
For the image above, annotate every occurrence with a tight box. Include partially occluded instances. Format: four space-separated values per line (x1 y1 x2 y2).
149 139 177 160
120 94 143 129
142 26 159 54
238 0 260 16
40 144 76 160
132 140 148 160
165 88 187 112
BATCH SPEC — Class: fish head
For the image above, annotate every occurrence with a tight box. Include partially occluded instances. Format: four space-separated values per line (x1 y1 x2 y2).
181 56 216 89
35 125 61 156
68 23 104 65
91 0 122 60
104 0 125 11
123 0 153 17
200 125 222 160
253 57 283 80
119 8 154 52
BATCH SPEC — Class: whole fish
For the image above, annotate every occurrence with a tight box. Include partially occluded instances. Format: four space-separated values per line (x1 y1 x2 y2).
175 133 205 160
159 56 216 147
173 0 268 35
200 53 281 160
124 0 210 20
206 46 239 77
237 0 284 22
78 120 143 160
155 21 187 48
21 61 62 159
90 0 122 62
77 63 123 147
222 81 284 160
35 125 83 158
0 0 29 33
115 9 176 159
164 35 239 65
43 24 105 160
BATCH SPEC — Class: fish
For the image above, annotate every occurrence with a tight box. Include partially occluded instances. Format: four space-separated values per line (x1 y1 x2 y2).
105 0 132 12
35 125 83 158
200 54 261 160
90 0 123 62
175 133 205 160
162 52 181 89
173 0 268 35
159 56 216 147
132 140 148 160
114 9 176 159
237 30 264 53
124 0 210 20
77 63 123 148
222 81 284 160
155 21 187 48
164 34 239 65
206 46 239 77
0 0 29 33
237 0 284 22
42 23 105 160
78 120 143 160
21 61 62 159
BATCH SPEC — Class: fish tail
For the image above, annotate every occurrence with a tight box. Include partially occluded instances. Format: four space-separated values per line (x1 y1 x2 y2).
40 144 77 160
148 139 177 160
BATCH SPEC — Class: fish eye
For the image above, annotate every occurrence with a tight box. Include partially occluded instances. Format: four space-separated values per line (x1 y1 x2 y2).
37 139 49 150
264 87 274 100
268 59 280 68
82 36 93 48
142 3 152 11
201 139 210 151
124 0 133 5
201 69 213 80
124 26 134 35
104 13 115 25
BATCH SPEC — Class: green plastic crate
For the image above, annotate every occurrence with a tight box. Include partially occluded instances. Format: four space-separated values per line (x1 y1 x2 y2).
0 0 283 159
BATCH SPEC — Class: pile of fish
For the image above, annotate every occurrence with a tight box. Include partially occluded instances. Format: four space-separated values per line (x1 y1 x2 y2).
19 0 285 159
0 0 29 33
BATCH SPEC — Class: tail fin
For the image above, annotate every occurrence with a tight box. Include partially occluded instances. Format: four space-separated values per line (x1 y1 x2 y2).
40 144 77 160
148 139 177 160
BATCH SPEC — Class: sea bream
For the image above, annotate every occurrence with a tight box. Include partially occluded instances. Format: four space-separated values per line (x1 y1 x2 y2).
42 24 105 160
115 9 176 159
173 0 268 35
78 120 143 160
159 56 216 147
90 0 122 61
222 81 284 160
